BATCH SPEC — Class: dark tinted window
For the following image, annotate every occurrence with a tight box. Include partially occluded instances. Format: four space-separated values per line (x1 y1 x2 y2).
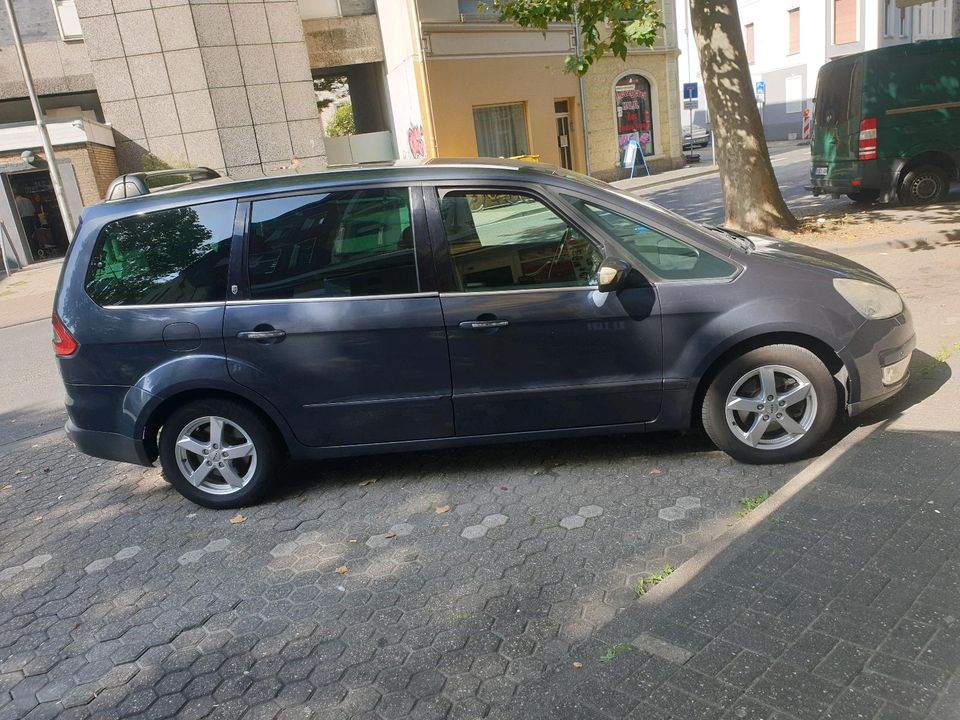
247 188 418 300
86 201 235 306
565 198 735 280
439 190 602 292
815 59 861 126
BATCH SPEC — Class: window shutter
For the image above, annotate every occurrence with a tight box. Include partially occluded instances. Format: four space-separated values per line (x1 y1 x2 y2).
834 0 857 44
788 9 800 55
745 24 755 64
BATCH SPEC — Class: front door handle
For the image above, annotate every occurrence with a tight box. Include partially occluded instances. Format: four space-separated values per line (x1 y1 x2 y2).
459 319 509 330
237 329 286 341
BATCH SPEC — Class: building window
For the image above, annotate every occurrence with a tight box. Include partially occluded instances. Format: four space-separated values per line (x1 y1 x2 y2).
473 104 530 158
785 75 803 114
744 23 755 64
833 0 856 45
615 74 655 157
52 0 83 40
899 5 910 37
788 8 800 55
883 0 894 37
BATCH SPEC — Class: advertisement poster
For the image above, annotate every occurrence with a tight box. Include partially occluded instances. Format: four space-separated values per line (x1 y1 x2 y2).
615 76 654 157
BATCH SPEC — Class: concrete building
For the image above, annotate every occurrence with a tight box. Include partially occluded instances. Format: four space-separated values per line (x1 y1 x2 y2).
676 0 960 141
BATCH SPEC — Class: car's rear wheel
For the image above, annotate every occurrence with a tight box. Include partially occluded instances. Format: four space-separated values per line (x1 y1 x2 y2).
702 345 838 464
897 165 949 205
158 399 279 508
846 189 880 204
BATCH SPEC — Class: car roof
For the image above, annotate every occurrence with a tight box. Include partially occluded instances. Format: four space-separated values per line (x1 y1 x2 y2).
83 158 581 223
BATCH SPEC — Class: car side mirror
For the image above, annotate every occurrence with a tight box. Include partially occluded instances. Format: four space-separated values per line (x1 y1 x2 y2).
597 258 631 293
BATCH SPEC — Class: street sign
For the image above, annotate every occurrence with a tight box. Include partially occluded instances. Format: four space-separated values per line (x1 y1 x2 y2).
683 82 698 100
755 80 766 103
683 99 698 110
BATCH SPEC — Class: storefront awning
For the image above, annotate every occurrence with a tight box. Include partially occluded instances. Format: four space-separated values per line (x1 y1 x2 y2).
0 118 115 154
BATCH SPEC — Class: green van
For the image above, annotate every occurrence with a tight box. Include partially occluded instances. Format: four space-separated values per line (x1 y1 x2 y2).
810 38 960 205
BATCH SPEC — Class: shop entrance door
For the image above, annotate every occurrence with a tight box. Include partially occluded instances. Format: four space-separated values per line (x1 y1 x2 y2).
9 170 69 261
554 99 573 170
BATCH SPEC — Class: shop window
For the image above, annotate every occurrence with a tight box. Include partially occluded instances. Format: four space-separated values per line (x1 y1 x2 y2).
473 103 530 158
615 74 655 158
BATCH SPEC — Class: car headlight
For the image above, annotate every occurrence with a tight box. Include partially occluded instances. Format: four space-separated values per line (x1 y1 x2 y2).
833 278 903 319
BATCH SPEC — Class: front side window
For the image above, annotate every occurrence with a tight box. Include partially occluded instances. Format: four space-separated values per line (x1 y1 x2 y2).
565 198 735 280
615 74 655 157
439 191 602 292
86 201 235 306
473 104 530 158
247 188 417 300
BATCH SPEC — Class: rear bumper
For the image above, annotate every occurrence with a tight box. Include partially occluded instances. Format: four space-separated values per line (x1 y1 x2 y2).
808 159 904 201
65 419 154 466
842 307 916 417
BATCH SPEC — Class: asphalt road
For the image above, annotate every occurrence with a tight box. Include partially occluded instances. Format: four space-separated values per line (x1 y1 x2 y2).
635 143 957 224
0 318 64 447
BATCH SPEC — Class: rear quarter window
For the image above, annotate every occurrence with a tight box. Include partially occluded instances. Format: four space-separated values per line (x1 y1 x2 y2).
85 201 236 306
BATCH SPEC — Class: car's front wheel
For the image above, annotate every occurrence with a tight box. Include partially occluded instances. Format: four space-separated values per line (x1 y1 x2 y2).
158 399 280 508
702 345 838 464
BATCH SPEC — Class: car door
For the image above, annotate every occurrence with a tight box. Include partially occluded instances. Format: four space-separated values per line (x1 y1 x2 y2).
223 185 453 447
425 183 663 436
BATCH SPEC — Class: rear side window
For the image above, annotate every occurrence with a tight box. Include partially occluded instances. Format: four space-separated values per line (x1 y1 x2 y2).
565 198 735 280
246 188 418 300
86 201 235 306
815 59 861 126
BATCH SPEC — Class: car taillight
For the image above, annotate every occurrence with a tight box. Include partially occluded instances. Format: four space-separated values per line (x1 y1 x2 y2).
859 118 877 161
52 314 78 357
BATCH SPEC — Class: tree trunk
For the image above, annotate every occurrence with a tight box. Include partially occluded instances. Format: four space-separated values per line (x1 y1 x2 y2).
688 0 797 234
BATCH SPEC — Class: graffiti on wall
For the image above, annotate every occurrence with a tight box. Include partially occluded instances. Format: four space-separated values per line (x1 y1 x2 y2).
407 125 425 159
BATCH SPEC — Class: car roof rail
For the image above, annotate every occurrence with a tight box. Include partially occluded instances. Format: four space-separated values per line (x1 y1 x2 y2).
104 167 221 201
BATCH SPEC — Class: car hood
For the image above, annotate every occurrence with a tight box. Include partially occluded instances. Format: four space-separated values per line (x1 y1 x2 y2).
745 234 891 286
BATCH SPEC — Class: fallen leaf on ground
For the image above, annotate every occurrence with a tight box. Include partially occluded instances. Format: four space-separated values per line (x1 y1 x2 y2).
384 533 396 539
335 565 348 574
359 479 377 487
33 515 43 522
435 505 450 514
229 514 246 524
0 484 11 491
649 469 662 476
441 523 449 528
572 661 583 669
349 539 358 543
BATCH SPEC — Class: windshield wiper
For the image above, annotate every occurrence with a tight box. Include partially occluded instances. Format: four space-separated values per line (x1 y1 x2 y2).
709 226 754 252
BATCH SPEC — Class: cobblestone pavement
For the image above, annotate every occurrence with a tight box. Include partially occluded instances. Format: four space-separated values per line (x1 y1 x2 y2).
515 414 960 720
0 425 803 720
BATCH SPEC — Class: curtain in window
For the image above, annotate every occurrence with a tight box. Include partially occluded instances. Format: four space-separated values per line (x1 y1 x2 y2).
473 104 530 158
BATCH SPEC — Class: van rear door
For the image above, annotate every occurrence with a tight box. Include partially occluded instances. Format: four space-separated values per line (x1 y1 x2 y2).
812 57 862 184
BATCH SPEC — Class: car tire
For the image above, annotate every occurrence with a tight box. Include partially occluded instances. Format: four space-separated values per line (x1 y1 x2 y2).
897 165 949 205
846 190 881 204
702 345 838 465
158 399 280 509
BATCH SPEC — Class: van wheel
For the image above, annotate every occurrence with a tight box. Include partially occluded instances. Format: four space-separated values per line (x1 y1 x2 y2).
702 345 838 465
158 399 279 509
898 165 949 205
846 190 880 204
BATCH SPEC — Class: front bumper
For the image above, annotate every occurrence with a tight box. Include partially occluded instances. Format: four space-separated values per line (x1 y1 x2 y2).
841 308 916 417
65 419 154 467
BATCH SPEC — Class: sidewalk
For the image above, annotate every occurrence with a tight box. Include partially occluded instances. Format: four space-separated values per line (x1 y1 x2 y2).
611 162 718 193
0 259 62 329
512 364 960 719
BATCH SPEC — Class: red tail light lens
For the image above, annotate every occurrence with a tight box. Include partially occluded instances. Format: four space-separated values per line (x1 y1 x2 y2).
52 314 78 357
859 117 878 161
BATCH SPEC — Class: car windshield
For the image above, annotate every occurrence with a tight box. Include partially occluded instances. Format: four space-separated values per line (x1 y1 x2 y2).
551 167 750 251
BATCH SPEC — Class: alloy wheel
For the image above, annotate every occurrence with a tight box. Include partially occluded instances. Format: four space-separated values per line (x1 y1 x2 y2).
174 416 258 495
724 364 819 450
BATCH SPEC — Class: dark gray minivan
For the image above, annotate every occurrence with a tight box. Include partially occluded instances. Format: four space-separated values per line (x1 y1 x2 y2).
54 160 915 508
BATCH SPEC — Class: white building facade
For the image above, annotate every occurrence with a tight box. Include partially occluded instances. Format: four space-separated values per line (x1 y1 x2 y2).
676 0 959 140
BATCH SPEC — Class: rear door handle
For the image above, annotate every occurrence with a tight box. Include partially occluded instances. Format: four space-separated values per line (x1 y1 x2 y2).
237 329 286 341
459 320 509 330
